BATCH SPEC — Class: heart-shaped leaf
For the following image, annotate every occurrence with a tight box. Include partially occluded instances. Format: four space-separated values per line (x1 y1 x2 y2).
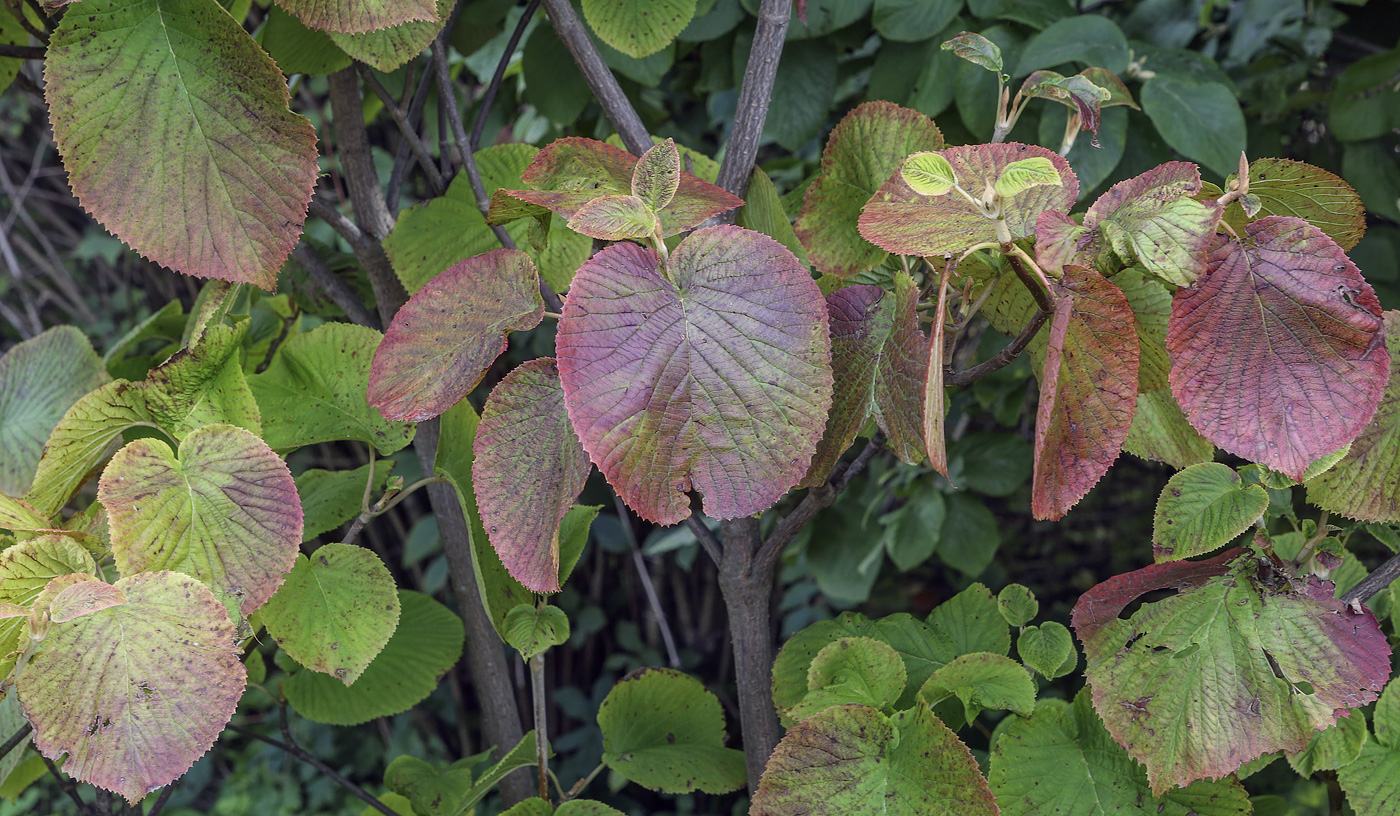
0 326 109 496
19 571 246 803
1167 217 1388 481
98 424 302 616
274 0 437 34
556 226 832 525
1017 622 1075 679
1032 265 1139 521
367 249 544 422
1306 311 1400 521
259 543 400 685
1072 548 1391 793
1153 463 1268 562
788 636 907 720
490 138 742 237
45 0 318 289
503 604 570 661
474 358 592 592
793 101 943 277
859 143 1077 257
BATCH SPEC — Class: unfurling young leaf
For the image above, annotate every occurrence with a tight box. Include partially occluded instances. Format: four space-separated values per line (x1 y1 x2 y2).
566 194 660 241
503 604 570 661
632 138 682 211
900 151 958 196
940 31 1003 74
993 157 1063 198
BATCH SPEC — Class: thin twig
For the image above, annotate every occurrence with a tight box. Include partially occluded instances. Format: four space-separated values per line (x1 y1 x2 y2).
714 0 792 199
308 197 367 248
0 44 44 60
225 722 400 816
1341 552 1400 605
472 0 543 153
18 0 48 44
387 64 439 207
529 653 550 801
0 723 31 759
357 64 446 197
291 243 380 329
945 310 1049 386
145 780 178 816
757 434 885 569
686 513 722 564
539 0 650 155
615 494 682 668
42 755 85 809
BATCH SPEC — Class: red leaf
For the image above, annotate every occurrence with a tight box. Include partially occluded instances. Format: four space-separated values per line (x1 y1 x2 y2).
556 226 832 525
1167 217 1388 480
1032 266 1139 520
473 359 591 593
368 249 544 422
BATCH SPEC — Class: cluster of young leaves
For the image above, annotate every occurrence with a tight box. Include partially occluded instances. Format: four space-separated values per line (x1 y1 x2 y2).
0 288 469 802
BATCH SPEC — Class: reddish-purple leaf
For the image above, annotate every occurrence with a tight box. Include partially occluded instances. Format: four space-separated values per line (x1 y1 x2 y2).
859 143 1077 257
1033 266 1139 520
1078 67 1139 110
1035 211 1094 275
47 579 128 623
98 424 302 616
556 226 832 525
1073 548 1391 793
20 571 245 803
1083 162 1220 287
1168 217 1388 480
44 0 318 289
368 249 544 422
492 138 742 237
473 358 591 593
794 101 944 277
1019 70 1109 136
1306 311 1400 521
273 0 438 34
803 275 927 487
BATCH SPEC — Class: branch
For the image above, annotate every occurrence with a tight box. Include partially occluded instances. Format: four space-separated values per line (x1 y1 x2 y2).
686 512 722 564
945 309 1048 386
387 64 438 206
0 44 44 60
757 434 885 570
539 0 651 155
714 0 792 199
0 723 31 760
226 723 400 816
146 783 178 816
357 63 446 197
292 243 380 330
615 494 682 668
472 0 543 153
1341 551 1400 605
1003 245 1055 314
431 37 564 314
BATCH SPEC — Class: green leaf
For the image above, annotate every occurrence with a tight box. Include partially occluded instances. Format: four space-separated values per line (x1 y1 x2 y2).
1124 389 1214 469
0 7 25 95
328 0 451 72
1084 162 1219 287
736 166 811 268
789 637 907 719
1152 463 1268 562
1073 549 1391 792
993 157 1062 197
503 604 570 660
1017 621 1075 679
1287 708 1367 777
632 138 681 211
880 480 946 572
566 195 660 241
928 582 1011 657
901 151 958 196
1343 140 1400 225
947 432 1033 497
1238 158 1367 251
249 323 416 456
99 424 301 616
522 24 591 126
989 691 1253 816
872 0 959 42
997 584 1038 627
1338 741 1400 815
255 5 352 76
259 544 400 685
457 731 547 814
1012 14 1130 76
598 667 746 793
556 226 831 525
1328 47 1400 143
764 39 838 152
283 590 464 726
1306 312 1400 523
295 461 395 542
273 0 437 34
0 693 30 794
45 0 318 289
0 326 109 496
918 652 1036 723
794 101 943 277
557 505 599 591
941 31 1003 73
474 358 592 593
1114 267 1172 392
0 535 96 683
581 0 695 58
367 249 544 422
142 319 263 441
750 701 999 816
1140 77 1246 180
19 571 245 803
384 755 474 816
